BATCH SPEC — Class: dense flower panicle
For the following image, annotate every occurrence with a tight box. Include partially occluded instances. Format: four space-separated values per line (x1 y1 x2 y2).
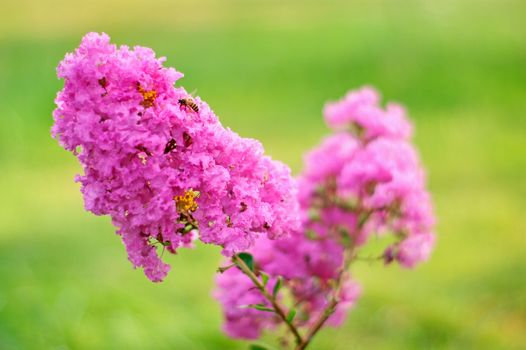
215 86 435 340
52 32 300 282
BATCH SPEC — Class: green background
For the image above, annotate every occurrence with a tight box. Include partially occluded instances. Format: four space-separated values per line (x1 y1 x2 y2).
0 0 524 349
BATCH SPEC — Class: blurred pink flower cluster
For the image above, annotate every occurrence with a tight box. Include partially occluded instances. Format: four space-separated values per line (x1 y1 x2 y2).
312 86 435 267
214 86 435 339
52 33 300 282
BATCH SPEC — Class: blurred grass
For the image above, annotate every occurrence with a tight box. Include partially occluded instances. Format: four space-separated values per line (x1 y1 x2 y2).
0 0 525 349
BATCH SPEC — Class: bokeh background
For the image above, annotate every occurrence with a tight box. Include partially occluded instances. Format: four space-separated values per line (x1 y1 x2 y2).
0 0 525 349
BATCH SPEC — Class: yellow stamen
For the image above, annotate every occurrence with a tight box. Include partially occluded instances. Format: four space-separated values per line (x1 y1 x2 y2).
136 83 157 108
141 90 156 108
174 189 200 213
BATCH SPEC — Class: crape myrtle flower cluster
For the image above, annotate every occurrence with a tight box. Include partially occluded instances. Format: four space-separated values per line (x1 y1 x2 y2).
214 86 435 340
52 33 300 282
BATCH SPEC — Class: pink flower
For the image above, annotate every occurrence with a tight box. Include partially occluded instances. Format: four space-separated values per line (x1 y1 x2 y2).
213 267 278 339
323 86 413 141
328 279 362 326
52 33 300 282
389 232 436 268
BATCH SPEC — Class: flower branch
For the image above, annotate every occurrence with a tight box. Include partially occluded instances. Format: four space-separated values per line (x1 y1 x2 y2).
232 254 304 346
295 245 356 350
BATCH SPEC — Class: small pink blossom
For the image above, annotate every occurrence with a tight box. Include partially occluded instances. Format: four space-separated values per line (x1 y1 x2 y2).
213 267 279 339
391 232 436 268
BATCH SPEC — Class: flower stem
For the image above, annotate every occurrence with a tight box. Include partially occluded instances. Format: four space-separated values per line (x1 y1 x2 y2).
232 254 304 346
295 246 356 350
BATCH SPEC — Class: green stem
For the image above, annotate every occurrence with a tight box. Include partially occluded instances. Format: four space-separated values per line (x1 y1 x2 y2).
232 255 304 346
296 207 371 350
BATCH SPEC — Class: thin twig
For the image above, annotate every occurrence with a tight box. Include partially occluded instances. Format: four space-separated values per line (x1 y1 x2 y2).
354 254 384 263
217 263 235 273
232 255 304 346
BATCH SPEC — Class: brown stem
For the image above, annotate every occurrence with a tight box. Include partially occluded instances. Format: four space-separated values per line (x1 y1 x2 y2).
293 197 372 349
295 300 337 350
295 208 372 350
354 254 384 263
295 247 356 350
232 255 304 346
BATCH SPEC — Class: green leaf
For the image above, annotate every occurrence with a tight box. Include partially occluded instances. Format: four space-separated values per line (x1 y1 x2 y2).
249 344 270 350
305 229 318 240
358 210 373 228
240 304 275 313
273 276 283 299
338 226 352 247
261 272 269 287
307 208 321 221
339 196 358 211
253 304 275 313
237 252 254 272
286 308 297 323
